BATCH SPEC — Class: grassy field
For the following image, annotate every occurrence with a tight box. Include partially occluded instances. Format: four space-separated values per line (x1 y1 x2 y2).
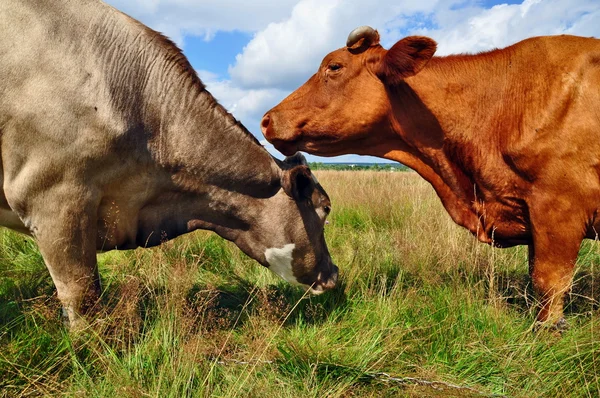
2 170 600 397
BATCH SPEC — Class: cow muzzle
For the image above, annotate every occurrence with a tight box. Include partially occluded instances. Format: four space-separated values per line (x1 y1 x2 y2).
308 263 339 295
261 113 299 156
260 113 272 137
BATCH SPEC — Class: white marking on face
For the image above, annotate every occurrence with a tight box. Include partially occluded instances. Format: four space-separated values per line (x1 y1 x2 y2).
264 243 299 285
265 244 327 295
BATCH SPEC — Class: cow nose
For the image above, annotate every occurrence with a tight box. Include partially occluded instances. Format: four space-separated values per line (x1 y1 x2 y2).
319 263 339 291
261 114 272 138
260 114 298 156
322 265 338 290
307 262 338 295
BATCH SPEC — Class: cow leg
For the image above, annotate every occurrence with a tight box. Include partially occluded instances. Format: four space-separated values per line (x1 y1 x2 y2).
25 186 101 330
529 242 578 329
528 211 583 329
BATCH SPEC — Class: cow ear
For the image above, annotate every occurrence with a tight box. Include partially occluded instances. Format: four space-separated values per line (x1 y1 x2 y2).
378 36 437 86
282 165 314 201
283 152 308 167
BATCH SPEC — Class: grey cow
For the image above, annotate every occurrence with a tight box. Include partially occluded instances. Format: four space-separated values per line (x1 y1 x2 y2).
0 0 338 329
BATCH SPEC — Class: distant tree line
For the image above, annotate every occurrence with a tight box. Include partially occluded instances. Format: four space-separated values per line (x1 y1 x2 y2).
308 162 410 172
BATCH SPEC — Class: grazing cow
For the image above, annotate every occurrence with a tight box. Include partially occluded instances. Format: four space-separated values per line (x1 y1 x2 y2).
262 26 600 329
0 0 337 329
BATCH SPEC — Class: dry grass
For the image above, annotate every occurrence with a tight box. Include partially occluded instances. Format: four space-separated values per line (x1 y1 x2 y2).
1 170 600 397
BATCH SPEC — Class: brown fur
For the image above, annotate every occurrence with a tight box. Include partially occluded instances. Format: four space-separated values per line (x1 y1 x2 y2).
262 30 600 327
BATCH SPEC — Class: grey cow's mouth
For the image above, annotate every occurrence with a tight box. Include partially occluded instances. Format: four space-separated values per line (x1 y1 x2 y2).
264 244 338 295
307 285 327 295
306 266 339 294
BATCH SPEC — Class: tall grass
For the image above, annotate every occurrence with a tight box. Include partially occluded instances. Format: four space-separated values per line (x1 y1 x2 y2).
1 171 600 397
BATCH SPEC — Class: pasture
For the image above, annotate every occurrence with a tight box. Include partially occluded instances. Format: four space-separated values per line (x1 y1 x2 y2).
1 170 600 397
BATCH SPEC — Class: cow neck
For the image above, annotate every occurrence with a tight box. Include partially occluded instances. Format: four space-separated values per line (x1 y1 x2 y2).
145 75 284 241
148 84 281 198
80 3 281 247
376 55 517 244
92 8 282 200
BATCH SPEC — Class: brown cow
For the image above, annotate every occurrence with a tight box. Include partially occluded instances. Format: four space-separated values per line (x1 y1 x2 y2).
262 26 600 329
0 0 337 329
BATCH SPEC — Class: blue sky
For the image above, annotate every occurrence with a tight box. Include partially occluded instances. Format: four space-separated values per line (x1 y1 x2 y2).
106 0 599 163
184 31 251 80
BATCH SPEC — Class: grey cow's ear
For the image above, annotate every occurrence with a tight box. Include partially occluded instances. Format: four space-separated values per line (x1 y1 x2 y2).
283 152 308 167
282 165 314 201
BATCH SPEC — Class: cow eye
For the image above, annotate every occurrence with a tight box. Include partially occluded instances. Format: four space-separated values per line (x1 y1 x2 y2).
324 205 331 214
328 63 342 72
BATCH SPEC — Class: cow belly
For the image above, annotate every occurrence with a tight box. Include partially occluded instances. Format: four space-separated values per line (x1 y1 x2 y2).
96 201 139 251
94 171 173 251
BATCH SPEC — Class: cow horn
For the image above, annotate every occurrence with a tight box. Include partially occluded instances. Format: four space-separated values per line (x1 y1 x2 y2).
346 26 379 48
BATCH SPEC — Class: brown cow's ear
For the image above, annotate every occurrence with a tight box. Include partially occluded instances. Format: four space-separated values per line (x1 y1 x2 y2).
282 165 314 201
378 36 437 86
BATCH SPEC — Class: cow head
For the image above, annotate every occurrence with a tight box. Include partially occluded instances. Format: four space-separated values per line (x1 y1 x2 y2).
261 26 437 156
231 153 337 295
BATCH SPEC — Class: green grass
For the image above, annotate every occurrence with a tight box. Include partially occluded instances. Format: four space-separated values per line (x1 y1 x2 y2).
1 171 600 397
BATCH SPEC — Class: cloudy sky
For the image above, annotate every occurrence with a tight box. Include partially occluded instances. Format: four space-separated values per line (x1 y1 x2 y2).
105 0 599 163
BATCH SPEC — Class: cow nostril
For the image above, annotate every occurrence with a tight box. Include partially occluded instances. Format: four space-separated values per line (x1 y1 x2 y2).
330 267 339 287
318 265 338 290
261 114 271 136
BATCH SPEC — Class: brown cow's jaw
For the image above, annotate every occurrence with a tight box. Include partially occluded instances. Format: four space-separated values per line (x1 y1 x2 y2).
262 111 374 157
269 134 347 157
299 138 344 156
268 138 299 156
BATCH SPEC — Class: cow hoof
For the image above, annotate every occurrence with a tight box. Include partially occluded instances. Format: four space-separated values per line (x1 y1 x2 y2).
61 307 90 332
533 317 568 336
554 317 569 332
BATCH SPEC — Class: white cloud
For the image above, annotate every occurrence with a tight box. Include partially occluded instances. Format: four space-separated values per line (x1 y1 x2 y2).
104 0 301 45
229 0 600 89
229 0 441 89
198 70 288 125
566 7 600 37
105 0 600 161
424 0 600 55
